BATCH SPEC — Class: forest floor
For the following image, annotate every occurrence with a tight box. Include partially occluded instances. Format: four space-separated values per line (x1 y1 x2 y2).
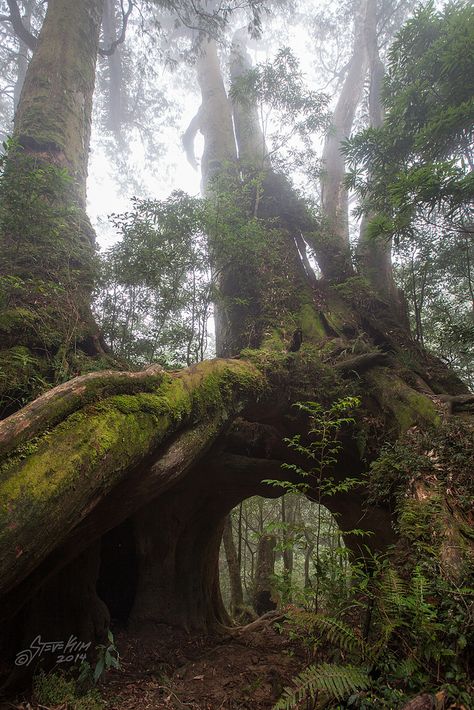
100 619 301 709
5 615 304 710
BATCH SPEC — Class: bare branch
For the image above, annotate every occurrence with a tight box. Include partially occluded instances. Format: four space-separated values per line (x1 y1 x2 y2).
98 0 133 57
3 0 37 50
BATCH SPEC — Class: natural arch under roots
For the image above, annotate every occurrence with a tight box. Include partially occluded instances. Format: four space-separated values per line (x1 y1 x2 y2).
1 408 395 688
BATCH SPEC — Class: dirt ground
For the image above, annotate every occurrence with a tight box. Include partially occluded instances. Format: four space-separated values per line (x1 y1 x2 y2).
3 616 303 710
101 619 302 709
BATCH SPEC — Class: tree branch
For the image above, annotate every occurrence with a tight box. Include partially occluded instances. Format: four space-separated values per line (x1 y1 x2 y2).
3 0 37 50
98 0 133 57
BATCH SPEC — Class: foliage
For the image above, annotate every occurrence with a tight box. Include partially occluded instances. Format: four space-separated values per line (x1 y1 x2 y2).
268 397 361 495
273 662 371 709
33 670 104 710
78 630 121 687
345 0 474 389
95 191 212 367
0 140 95 289
264 396 363 614
274 559 473 709
230 47 329 178
368 418 474 515
392 217 474 387
0 140 99 409
345 0 474 238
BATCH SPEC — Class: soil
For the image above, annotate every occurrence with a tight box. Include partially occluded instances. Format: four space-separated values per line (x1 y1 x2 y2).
4 617 304 710
101 621 301 709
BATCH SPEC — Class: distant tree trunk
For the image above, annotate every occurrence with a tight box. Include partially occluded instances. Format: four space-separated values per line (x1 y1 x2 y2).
222 514 245 618
13 0 35 111
281 495 295 590
253 533 277 615
312 0 369 281
101 0 123 142
356 0 401 312
1 0 107 416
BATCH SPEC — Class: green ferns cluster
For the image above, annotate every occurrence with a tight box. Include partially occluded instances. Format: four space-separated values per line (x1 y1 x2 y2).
275 562 473 709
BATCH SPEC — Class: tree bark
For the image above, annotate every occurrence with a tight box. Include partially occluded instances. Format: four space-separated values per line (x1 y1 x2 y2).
198 31 322 357
0 0 107 417
356 0 402 313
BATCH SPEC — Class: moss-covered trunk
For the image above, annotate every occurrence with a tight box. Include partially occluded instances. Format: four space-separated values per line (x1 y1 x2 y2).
0 0 106 417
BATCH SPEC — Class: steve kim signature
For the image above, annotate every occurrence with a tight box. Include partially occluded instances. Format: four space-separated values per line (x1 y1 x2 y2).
15 635 91 666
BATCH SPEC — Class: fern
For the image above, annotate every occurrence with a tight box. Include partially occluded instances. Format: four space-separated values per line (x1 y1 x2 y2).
312 615 366 657
273 663 371 709
393 655 421 679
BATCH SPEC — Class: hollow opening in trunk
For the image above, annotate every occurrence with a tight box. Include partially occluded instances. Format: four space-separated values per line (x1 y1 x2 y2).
97 518 139 625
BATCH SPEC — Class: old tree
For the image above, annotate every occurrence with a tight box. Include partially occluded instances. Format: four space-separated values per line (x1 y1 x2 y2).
0 0 472 702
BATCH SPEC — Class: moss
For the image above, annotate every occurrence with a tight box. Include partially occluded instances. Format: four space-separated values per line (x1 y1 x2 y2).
34 670 104 710
368 370 440 433
0 307 36 333
0 358 263 586
334 276 376 304
299 303 326 340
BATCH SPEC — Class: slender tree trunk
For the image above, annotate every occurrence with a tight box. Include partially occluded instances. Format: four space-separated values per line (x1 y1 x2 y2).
281 495 295 590
356 0 402 313
253 533 277 615
312 0 369 281
102 0 123 142
222 513 245 618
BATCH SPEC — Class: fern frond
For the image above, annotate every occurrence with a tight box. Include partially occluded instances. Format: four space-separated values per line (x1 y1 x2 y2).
312 615 365 656
377 567 408 623
273 663 371 709
393 655 421 679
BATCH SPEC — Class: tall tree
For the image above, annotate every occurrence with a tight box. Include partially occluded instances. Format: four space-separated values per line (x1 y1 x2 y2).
0 1 472 697
0 0 108 417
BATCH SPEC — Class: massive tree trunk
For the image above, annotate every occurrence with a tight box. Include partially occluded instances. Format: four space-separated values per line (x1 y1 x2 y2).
0 0 107 417
253 533 277 615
